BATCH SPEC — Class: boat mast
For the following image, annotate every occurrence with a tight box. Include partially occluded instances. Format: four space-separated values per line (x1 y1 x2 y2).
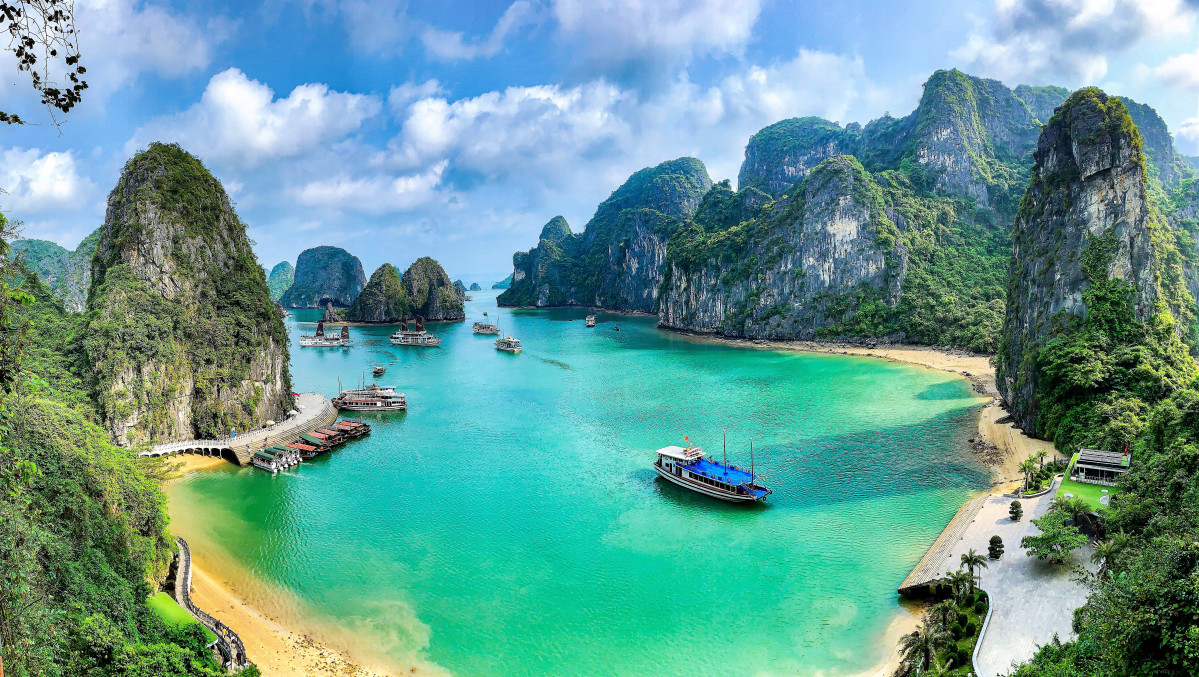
750 439 754 481
723 430 727 467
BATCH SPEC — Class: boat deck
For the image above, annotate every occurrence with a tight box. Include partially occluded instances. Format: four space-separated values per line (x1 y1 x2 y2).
685 458 756 485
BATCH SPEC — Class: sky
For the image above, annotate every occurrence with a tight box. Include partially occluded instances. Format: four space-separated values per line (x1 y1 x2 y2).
2 0 1199 283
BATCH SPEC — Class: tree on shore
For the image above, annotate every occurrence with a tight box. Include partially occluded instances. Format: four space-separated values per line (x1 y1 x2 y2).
1022 509 1087 564
1009 500 1023 521
1019 458 1038 492
988 535 1004 559
897 622 952 674
960 548 988 591
0 0 89 126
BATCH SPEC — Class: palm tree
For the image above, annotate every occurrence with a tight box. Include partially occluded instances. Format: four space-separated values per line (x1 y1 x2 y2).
960 548 988 591
1035 449 1048 469
927 599 958 634
1091 539 1118 579
897 622 951 674
945 570 975 604
1019 458 1038 492
924 653 956 677
1061 496 1092 528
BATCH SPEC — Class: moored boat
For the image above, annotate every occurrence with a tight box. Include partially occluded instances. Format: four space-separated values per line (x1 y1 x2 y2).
390 317 440 347
473 320 500 335
495 335 522 353
332 383 407 411
585 315 596 327
300 321 352 347
373 365 386 376
653 438 771 503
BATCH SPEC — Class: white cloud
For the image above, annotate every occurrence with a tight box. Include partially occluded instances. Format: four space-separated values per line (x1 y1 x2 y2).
293 160 449 213
77 0 232 97
128 68 382 169
0 147 94 214
387 81 629 176
387 80 446 114
421 1 535 61
552 0 761 61
1155 47 1199 92
1177 117 1199 146
337 0 413 56
953 0 1198 85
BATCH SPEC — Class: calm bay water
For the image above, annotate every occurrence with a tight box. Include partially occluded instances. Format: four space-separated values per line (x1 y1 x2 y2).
167 290 988 676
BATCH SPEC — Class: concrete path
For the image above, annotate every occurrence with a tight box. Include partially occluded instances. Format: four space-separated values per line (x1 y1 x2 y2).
139 392 336 464
925 482 1095 676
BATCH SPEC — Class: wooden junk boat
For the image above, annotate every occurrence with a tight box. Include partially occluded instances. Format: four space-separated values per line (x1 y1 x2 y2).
299 321 352 347
334 419 371 437
250 418 372 471
332 383 407 411
495 335 522 353
473 320 500 335
251 446 301 473
390 317 440 347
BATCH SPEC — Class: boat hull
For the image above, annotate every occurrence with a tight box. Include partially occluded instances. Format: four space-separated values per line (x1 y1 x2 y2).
653 464 762 503
333 402 407 411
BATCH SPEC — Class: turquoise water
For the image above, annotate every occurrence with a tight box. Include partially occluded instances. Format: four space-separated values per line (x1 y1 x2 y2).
167 290 988 676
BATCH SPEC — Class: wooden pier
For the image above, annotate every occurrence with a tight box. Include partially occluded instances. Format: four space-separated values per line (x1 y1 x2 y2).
139 393 337 465
898 494 989 596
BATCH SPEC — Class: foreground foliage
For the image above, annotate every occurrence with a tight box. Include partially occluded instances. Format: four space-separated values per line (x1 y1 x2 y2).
0 221 231 676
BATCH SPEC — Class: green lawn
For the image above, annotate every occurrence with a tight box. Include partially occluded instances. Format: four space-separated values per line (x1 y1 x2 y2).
147 592 218 643
1056 478 1118 513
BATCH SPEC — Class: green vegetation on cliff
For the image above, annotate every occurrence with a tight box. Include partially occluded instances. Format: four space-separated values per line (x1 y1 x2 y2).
266 261 294 302
87 143 293 444
499 158 712 310
0 222 237 677
402 257 465 321
9 227 100 312
345 263 411 322
1003 90 1199 677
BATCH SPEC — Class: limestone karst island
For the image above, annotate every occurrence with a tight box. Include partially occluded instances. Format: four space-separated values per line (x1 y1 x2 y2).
3 3 1198 677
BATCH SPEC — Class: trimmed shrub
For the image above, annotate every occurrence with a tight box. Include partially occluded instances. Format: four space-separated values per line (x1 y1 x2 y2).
989 534 1004 559
1010 500 1023 521
957 647 971 667
950 623 964 639
957 612 969 627
974 600 987 615
966 619 977 635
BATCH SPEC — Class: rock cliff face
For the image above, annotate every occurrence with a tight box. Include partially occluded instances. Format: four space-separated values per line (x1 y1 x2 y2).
345 263 409 322
997 90 1170 433
737 117 857 198
660 156 903 337
403 257 465 321
10 227 99 311
279 246 365 308
498 158 712 311
492 274 512 289
86 142 292 445
469 282 481 291
266 261 294 302
736 71 1068 211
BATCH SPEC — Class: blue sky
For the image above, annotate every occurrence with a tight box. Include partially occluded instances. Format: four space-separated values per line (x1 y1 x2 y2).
3 0 1199 283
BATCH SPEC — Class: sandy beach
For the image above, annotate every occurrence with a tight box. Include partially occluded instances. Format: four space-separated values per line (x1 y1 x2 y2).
680 337 1056 485
165 454 426 677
